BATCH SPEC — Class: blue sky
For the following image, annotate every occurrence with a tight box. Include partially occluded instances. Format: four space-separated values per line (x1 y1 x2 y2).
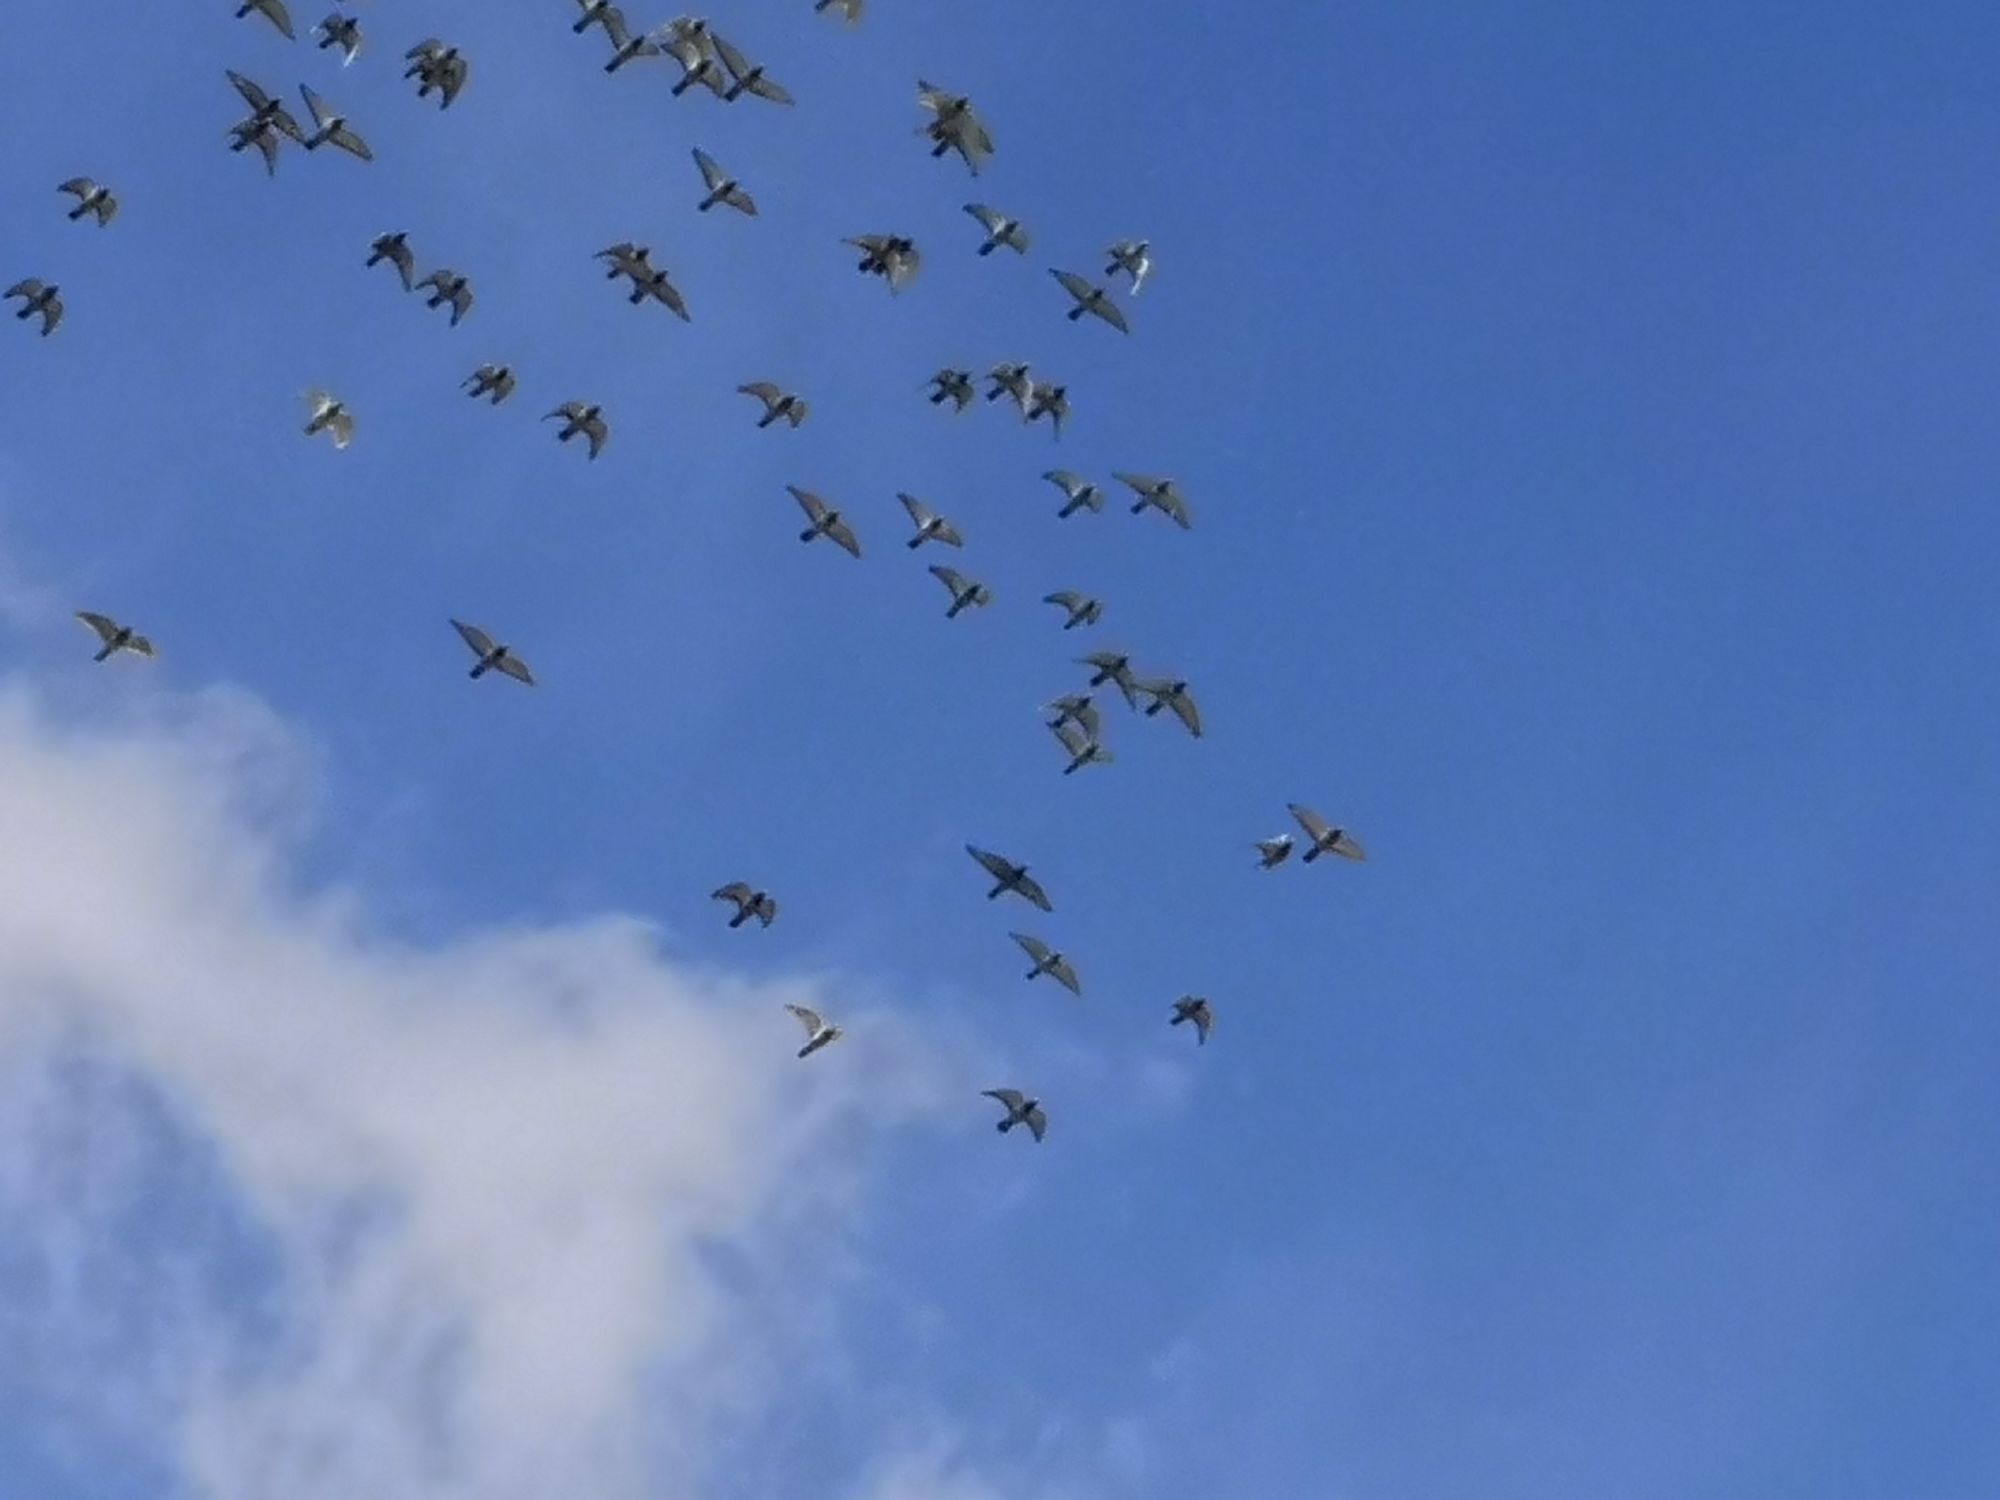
0 2 1996 1498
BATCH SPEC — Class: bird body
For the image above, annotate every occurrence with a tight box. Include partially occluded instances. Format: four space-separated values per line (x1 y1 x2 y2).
1137 677 1202 738
450 619 534 685
986 362 1033 412
545 401 609 458
464 364 516 405
1043 590 1104 630
692 148 757 214
898 493 963 549
930 565 991 618
983 1088 1047 1141
366 231 415 290
788 487 861 557
1052 269 1129 332
417 268 474 326
964 203 1029 256
405 39 470 108
739 382 806 428
1011 933 1082 993
1288 804 1368 863
58 178 117 226
1255 835 1295 869
1114 472 1192 530
927 369 974 410
1044 470 1104 519
315 12 362 63
846 234 920 292
5 279 62 335
1106 239 1153 292
75 611 155 663
1170 996 1214 1043
712 33 793 104
966 845 1052 911
302 389 353 447
784 1003 842 1057
298 84 372 159
714 881 778 928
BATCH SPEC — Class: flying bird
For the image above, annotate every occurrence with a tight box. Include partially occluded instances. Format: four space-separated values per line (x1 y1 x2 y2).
846 234 920 293
595 244 690 319
788 487 861 557
739 382 806 428
713 881 778 929
1288 804 1368 863
416 268 474 326
1044 694 1101 742
784 1003 842 1058
1137 677 1202 738
5 280 62 336
1106 239 1153 292
1044 470 1104 519
58 178 117 227
917 80 994 173
1051 269 1129 332
1077 651 1139 709
1025 382 1070 438
898 493 963 549
1048 718 1112 775
1114 472 1192 530
314 12 362 63
545 401 609 459
815 0 864 21
1042 590 1103 630
1011 933 1082 994
712 33 793 104
985 362 1033 412
662 21 727 97
982 1088 1047 1141
929 565 992 619
226 70 305 141
963 204 1029 256
927 369 974 411
691 148 756 214
301 389 353 447
1170 996 1214 1044
966 845 1052 911
236 0 295 39
463 364 516 405
75 611 155 664
450 619 535 685
572 0 622 35
298 84 372 159
365 231 415 290
228 118 288 175
598 10 660 71
405 39 470 109
1254 835 1294 869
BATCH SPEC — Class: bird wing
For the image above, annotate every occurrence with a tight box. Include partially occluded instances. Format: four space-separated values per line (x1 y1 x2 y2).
440 57 470 106
721 183 758 215
299 83 336 129
1112 471 1161 497
377 236 415 286
647 274 691 322
1047 956 1081 995
416 269 449 295
825 516 862 558
246 126 283 173
1331 831 1368 862
885 245 921 291
255 0 297 39
405 37 445 62
5 279 43 300
494 370 517 398
1066 697 1103 738
931 517 963 547
1044 590 1085 611
1191 1003 1214 1040
929 565 968 595
1016 873 1052 911
1010 932 1052 964
1287 803 1332 843
738 381 782 407
964 202 1005 235
710 32 754 82
329 123 373 160
1166 688 1202 737
1048 719 1088 758
546 400 584 423
327 409 354 447
983 1088 1026 1110
1088 296 1131 334
1024 1106 1047 1141
601 9 633 47
846 233 890 255
1043 469 1083 497
495 653 535 686
692 147 727 192
784 1003 824 1036
75 611 121 644
58 177 94 200
450 619 497 659
227 69 275 113
747 73 793 104
788 486 829 525
785 399 807 427
582 414 609 458
1051 268 1094 304
966 845 1010 882
712 881 753 906
897 493 932 527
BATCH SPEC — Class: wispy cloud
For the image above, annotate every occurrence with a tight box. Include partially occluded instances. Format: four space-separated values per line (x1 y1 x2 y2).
0 683 965 1500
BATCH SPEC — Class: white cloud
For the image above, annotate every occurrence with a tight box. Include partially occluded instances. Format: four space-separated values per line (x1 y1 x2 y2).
0 682 964 1500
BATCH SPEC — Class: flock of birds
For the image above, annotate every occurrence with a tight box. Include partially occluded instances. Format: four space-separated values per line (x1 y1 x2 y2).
44 2 1370 1146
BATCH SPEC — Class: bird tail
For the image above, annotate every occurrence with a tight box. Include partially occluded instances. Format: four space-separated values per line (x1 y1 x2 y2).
758 412 776 429
66 204 87 222
1170 1013 1187 1025
729 910 749 929
469 662 489 679
698 193 718 212
905 536 921 550
797 1043 812 1059
979 241 996 257
1302 847 1321 864
1068 307 1085 321
628 287 645 305
996 1118 1012 1132
672 77 691 96
947 600 965 619
92 643 114 663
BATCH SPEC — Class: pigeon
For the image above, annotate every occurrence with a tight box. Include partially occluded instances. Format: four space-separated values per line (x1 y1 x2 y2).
966 845 1052 911
463 364 516 405
692 147 757 214
1137 677 1202 738
1044 470 1104 519
366 231 415 290
1051 269 1129 332
1048 719 1112 775
713 881 778 929
917 80 994 173
236 0 295 39
1254 835 1294 869
314 12 362 63
739 382 806 428
927 368 975 411
898 493 963 549
226 71 306 142
929 565 992 619
662 21 728 97
75 611 155 664
986 362 1033 412
712 33 793 104
1106 239 1152 292
963 203 1029 256
815 0 864 21
596 243 687 317
416 268 474 326
298 84 372 158
228 118 288 175
1025 382 1070 438
1011 933 1082 994
784 1003 842 1058
788 487 861 558
1042 590 1103 630
1170 996 1214 1044
1044 693 1101 742
1077 651 1139 709
598 10 660 71
450 619 535 685
405 39 470 109
982 1088 1047 1141
1288 804 1368 863
846 234 920 293
545 401 609 459
58 178 117 227
572 0 622 36
301 389 353 447
1114 472 1192 530
5 280 62 336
